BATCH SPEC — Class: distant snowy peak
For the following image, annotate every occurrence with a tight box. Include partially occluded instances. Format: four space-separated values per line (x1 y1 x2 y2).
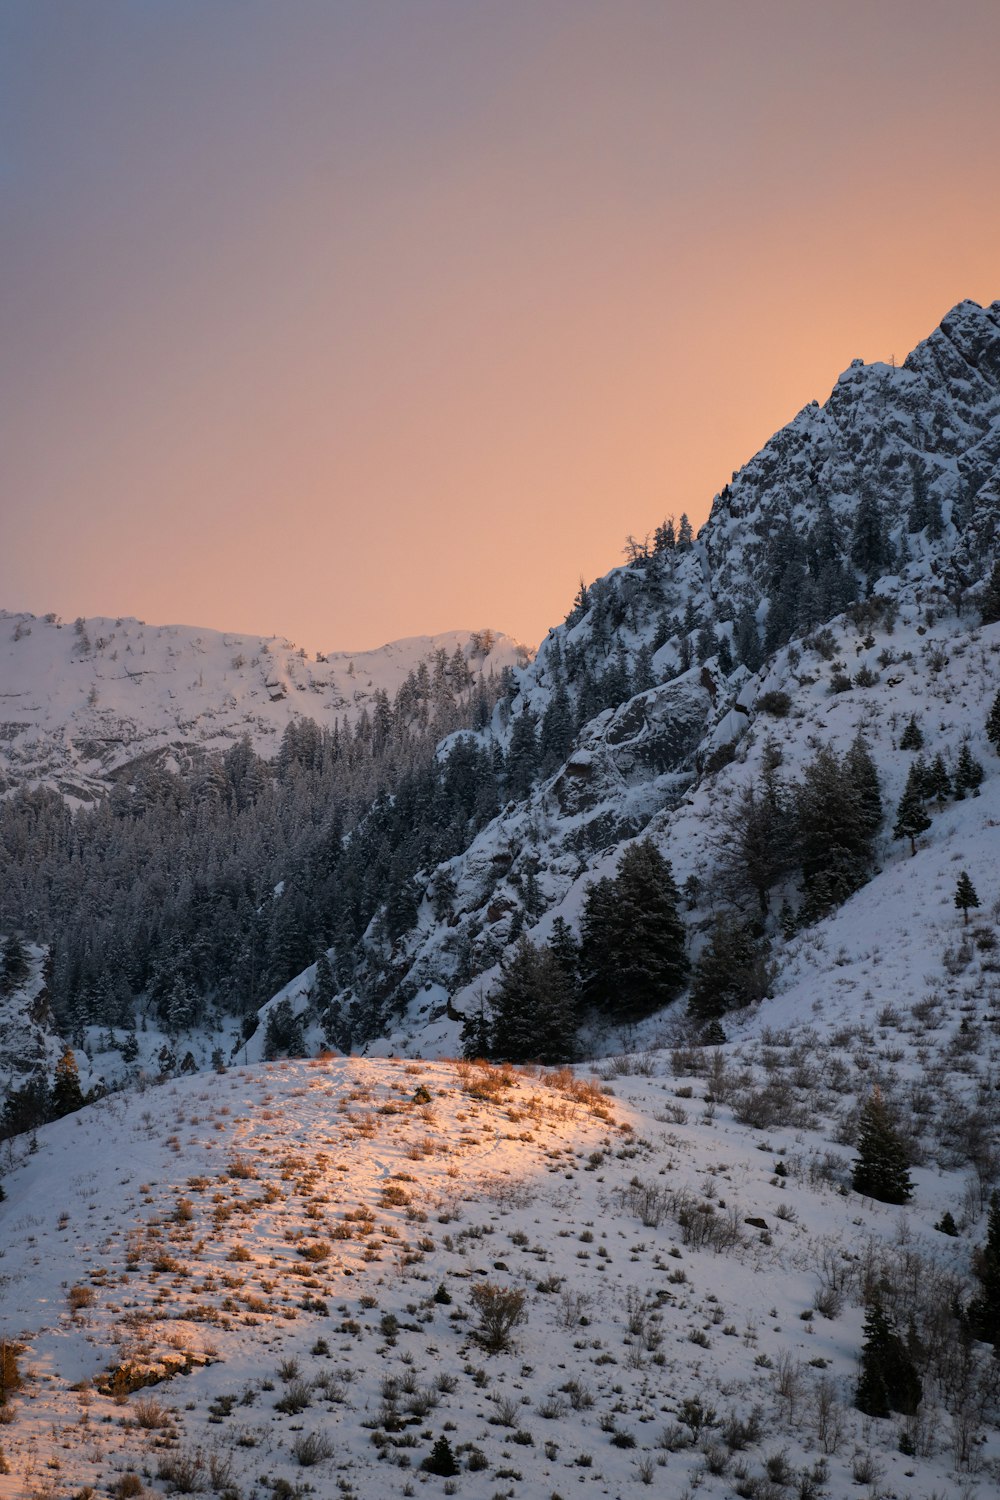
0 612 530 798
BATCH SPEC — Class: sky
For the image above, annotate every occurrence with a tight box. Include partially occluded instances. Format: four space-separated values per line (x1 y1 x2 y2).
2 2 998 654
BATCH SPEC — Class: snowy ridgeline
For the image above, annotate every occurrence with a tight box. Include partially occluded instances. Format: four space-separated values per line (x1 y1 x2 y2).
0 613 529 798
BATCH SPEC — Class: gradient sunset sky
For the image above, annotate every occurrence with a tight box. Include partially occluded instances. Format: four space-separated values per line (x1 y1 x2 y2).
2 2 998 653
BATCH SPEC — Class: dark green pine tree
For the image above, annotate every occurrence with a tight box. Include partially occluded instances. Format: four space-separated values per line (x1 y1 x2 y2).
987 687 1000 752
856 1298 923 1417
1 933 30 994
547 916 580 992
580 839 688 1020
796 744 878 917
893 763 931 855
924 751 951 805
852 1088 913 1204
850 483 890 583
539 682 575 774
954 871 980 925
899 714 924 751
953 743 984 799
489 937 576 1065
968 1191 1000 1349
506 710 540 798
50 1046 85 1118
846 732 883 842
687 913 770 1021
459 995 493 1061
979 559 1000 625
733 600 762 671
422 1436 459 1477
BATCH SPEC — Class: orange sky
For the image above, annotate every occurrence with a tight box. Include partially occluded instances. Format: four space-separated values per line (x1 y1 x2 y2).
2 2 999 652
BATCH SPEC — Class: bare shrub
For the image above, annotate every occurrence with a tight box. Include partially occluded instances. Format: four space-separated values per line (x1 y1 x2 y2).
292 1431 335 1466
469 1282 527 1354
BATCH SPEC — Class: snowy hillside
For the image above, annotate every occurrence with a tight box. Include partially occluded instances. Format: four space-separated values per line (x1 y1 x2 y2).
0 614 528 799
1 1043 998 1500
284 299 1000 1043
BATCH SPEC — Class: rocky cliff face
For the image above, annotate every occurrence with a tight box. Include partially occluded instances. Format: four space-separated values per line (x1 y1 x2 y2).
299 300 1000 1045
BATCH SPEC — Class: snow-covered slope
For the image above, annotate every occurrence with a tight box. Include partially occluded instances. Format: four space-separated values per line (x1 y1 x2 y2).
287 300 1000 1042
0 615 528 799
1 1043 996 1499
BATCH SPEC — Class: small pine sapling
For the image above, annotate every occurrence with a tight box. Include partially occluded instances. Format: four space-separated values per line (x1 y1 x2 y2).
899 714 923 751
954 871 980 925
893 767 931 856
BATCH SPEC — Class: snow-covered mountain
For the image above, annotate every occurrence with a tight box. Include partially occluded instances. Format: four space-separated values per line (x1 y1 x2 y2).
1 300 1000 1500
276 298 999 1046
0 614 529 800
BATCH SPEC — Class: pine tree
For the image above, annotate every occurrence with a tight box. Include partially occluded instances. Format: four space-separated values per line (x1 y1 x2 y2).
979 559 1000 624
987 688 1000 752
489 938 576 1064
953 743 984 798
969 1192 1000 1349
855 1298 922 1417
797 743 879 916
924 751 951 805
677 514 694 549
893 764 931 855
580 840 688 1019
51 1046 85 1118
954 871 980 925
850 484 889 582
1 933 30 993
687 914 770 1020
899 714 923 751
548 916 580 991
422 1436 459 1477
734 600 762 671
506 710 540 798
852 1088 913 1204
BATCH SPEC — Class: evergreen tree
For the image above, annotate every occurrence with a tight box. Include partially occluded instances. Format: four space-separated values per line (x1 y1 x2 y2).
797 744 879 916
850 484 890 583
547 916 580 992
677 513 693 549
489 938 576 1064
539 683 575 774
50 1046 85 1118
846 732 883 842
855 1298 922 1417
506 710 540 798
968 1192 1000 1349
716 634 734 677
1 933 30 993
733 600 762 671
899 714 923 751
653 517 676 553
953 742 984 798
263 997 307 1059
986 688 1000 752
979 559 1000 624
893 764 931 855
687 914 770 1021
852 1088 913 1204
459 994 492 1061
421 1436 459 1477
924 751 951 805
954 871 980 925
716 756 793 915
579 839 688 1020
